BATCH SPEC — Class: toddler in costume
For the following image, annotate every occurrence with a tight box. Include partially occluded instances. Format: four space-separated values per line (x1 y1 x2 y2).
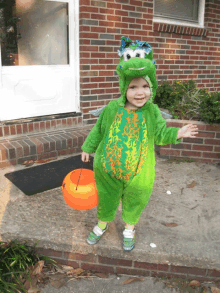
81 36 198 251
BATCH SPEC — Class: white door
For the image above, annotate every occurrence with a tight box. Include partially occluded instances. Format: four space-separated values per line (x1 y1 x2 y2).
0 0 79 121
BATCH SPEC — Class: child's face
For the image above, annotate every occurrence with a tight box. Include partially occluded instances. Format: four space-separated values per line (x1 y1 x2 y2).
126 77 151 110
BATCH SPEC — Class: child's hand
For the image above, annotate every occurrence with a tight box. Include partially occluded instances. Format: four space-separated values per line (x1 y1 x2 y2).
177 124 199 139
81 152 90 162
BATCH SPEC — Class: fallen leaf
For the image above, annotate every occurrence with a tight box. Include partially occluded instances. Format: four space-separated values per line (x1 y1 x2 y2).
59 265 74 272
164 223 178 227
203 193 206 197
35 158 56 164
31 260 44 276
23 275 38 291
189 280 200 287
67 268 84 276
187 180 196 188
211 287 220 293
22 160 35 167
121 277 145 285
95 273 109 278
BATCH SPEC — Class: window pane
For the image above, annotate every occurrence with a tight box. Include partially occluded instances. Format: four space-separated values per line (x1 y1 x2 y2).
0 0 69 66
154 0 199 22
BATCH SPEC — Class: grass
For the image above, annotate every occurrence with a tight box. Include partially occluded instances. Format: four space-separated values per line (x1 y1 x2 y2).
0 239 57 293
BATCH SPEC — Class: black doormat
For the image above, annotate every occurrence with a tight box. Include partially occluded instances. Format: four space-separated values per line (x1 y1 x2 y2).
4 155 94 196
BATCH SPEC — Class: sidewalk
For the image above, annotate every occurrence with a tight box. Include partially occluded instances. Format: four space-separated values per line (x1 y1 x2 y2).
0 152 220 286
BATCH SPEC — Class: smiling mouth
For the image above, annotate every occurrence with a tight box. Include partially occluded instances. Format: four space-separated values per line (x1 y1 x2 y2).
135 98 144 100
129 67 146 70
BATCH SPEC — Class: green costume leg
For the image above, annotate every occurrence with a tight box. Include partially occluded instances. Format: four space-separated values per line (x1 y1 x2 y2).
94 166 124 222
94 156 155 225
121 165 155 226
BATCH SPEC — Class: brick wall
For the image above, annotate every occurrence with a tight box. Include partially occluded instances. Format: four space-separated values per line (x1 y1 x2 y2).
79 0 220 127
17 246 218 282
159 120 220 164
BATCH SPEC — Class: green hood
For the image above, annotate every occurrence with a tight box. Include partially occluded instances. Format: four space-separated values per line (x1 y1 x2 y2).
116 36 158 108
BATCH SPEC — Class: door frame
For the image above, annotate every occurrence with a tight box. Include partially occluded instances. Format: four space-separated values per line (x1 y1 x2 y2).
0 0 80 121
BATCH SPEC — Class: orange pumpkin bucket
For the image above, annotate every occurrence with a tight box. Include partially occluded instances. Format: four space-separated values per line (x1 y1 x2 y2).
62 168 98 210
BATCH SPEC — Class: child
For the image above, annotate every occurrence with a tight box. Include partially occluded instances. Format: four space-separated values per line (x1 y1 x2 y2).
81 36 198 251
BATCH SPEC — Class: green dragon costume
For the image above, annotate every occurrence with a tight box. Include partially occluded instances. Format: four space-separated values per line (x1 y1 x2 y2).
81 36 181 225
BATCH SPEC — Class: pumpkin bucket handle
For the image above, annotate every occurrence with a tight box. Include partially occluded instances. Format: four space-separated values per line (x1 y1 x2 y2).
76 157 91 191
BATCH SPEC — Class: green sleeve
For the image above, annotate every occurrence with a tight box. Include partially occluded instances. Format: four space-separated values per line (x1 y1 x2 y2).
153 104 182 145
81 104 107 154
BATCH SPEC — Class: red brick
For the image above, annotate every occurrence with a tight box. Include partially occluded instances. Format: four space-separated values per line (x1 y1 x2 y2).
80 0 90 5
182 150 201 157
98 256 132 267
107 2 121 9
4 126 10 136
214 146 220 152
160 149 181 156
205 139 220 145
192 145 213 151
29 138 43 154
51 257 79 268
64 252 96 263
10 125 16 136
116 267 150 277
122 4 134 11
208 269 220 277
130 0 142 6
171 143 191 150
206 125 220 132
115 10 128 16
171 266 206 276
10 141 23 158
80 6 98 13
134 261 168 271
81 263 114 274
203 152 220 159
91 27 106 33
33 122 40 132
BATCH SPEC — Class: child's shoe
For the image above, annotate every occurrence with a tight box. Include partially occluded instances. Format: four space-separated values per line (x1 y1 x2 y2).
87 223 108 245
123 228 135 251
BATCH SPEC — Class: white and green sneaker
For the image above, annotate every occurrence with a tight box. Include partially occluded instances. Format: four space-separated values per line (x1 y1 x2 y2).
87 224 108 245
123 228 135 251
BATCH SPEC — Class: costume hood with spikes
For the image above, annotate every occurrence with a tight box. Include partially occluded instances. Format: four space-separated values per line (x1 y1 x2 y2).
89 36 171 119
116 36 158 105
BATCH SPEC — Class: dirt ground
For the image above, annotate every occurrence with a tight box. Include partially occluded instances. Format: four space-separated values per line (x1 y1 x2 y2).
153 153 220 199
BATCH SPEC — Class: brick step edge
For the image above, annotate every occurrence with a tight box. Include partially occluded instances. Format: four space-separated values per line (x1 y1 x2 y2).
34 247 220 282
0 126 93 169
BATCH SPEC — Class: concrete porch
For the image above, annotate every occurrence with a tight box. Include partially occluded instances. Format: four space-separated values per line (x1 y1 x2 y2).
1 151 220 281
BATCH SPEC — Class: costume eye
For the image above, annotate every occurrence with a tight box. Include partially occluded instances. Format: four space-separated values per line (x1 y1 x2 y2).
134 49 145 59
123 49 135 61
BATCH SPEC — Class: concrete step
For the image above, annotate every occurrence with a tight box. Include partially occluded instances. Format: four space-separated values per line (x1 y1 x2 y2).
0 125 93 168
1 154 220 282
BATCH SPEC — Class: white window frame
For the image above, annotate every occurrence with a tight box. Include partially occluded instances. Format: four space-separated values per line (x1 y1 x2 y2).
0 0 80 109
153 0 205 28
